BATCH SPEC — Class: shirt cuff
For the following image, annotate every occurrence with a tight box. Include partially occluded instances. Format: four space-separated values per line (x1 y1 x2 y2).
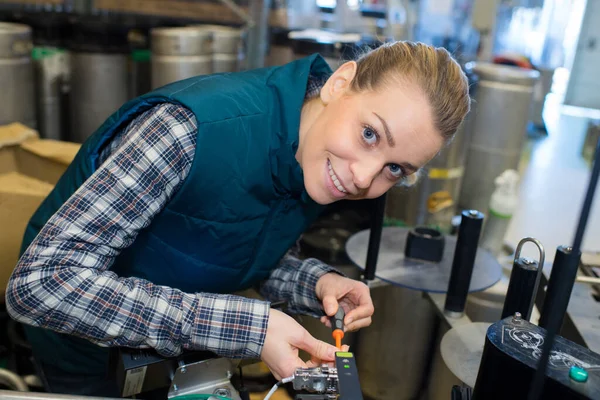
292 258 345 318
188 294 270 359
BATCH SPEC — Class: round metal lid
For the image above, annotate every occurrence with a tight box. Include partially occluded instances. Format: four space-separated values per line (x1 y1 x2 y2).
467 61 540 86
345 227 502 293
151 26 212 56
441 322 491 387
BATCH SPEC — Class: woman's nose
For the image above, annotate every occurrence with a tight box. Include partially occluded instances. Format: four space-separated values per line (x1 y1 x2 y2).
350 160 381 190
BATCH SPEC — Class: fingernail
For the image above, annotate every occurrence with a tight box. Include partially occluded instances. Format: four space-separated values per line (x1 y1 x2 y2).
346 318 353 325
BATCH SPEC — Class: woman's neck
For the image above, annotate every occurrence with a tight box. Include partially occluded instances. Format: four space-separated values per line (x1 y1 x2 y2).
297 96 324 164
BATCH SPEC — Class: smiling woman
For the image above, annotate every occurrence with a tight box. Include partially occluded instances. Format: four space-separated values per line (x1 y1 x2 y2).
296 41 471 205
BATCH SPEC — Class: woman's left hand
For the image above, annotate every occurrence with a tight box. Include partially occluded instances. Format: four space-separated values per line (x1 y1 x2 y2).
315 273 374 332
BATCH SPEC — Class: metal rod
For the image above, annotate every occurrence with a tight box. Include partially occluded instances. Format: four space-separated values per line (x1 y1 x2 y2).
363 194 386 282
528 137 600 400
244 0 270 69
444 209 484 316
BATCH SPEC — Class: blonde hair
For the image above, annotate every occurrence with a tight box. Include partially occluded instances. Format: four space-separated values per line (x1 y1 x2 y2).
351 41 470 142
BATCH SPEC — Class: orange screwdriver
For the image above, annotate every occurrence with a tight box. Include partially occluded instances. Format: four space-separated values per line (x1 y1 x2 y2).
330 307 345 350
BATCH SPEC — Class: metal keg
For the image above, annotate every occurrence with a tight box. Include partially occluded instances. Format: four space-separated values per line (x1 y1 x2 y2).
213 53 239 73
33 47 68 140
69 52 129 143
151 26 213 89
207 25 244 55
0 22 35 128
458 63 539 213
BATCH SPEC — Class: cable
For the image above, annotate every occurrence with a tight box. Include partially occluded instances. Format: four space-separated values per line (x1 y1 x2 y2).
264 376 294 400
527 137 600 400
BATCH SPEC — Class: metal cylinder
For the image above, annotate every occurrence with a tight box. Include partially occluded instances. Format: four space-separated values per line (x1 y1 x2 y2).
151 26 213 89
151 26 213 56
213 53 239 73
501 258 539 320
444 210 485 315
356 284 438 399
33 47 68 140
152 55 212 89
459 63 539 213
69 52 129 143
538 246 582 329
208 25 244 55
0 22 35 128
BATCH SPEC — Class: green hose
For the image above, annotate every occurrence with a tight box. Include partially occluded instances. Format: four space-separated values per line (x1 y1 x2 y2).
170 394 232 400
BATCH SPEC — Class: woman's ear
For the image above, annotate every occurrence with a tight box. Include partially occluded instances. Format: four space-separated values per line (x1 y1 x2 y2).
320 61 358 105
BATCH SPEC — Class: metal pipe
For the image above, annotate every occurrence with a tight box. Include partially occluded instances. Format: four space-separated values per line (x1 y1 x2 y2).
528 137 600 400
245 0 271 69
444 209 484 316
501 237 545 321
363 194 386 282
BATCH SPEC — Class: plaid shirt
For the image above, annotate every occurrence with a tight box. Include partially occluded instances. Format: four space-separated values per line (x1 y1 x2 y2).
7 76 338 360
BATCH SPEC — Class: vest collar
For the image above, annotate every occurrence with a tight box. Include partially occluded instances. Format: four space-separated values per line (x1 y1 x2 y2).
267 54 332 201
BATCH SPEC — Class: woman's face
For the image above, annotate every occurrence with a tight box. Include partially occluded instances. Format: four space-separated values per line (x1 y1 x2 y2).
297 62 444 205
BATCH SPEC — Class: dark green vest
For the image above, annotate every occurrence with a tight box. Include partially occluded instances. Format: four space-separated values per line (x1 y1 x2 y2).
19 54 331 374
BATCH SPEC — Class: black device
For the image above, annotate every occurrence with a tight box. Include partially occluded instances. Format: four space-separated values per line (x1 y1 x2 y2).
335 352 364 400
501 237 545 321
471 316 600 400
444 209 484 315
111 347 218 397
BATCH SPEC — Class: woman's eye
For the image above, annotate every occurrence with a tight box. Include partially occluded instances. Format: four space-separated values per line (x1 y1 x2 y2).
388 163 404 178
362 127 378 145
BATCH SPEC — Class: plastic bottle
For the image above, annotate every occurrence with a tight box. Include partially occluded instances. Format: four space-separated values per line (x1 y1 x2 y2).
480 169 520 258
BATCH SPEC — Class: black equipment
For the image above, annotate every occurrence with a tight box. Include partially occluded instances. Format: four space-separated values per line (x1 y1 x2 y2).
472 316 600 399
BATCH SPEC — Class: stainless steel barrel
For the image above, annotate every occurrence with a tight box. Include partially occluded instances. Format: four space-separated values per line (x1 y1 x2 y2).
213 53 239 73
151 26 213 89
0 22 35 128
208 25 244 55
33 47 67 140
458 63 539 213
69 52 129 143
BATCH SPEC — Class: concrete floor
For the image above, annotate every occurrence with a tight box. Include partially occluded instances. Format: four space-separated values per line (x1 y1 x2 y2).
505 93 600 261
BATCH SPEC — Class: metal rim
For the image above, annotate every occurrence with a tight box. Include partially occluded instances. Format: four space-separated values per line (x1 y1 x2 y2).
0 22 31 35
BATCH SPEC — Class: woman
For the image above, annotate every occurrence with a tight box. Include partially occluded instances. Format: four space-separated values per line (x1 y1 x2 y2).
6 41 470 396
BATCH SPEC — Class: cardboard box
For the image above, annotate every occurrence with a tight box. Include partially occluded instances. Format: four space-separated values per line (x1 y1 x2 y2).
0 123 80 295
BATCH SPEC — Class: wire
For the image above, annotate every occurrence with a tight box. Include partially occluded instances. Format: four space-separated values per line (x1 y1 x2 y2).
264 376 294 400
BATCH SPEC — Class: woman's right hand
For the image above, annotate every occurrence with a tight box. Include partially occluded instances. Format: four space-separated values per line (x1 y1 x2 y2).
260 309 341 380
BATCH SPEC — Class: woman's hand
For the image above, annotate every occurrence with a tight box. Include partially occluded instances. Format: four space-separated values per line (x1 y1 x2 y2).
316 273 374 332
260 308 342 380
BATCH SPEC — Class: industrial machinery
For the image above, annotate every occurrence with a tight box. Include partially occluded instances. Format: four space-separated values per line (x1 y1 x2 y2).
108 307 365 400
352 133 600 399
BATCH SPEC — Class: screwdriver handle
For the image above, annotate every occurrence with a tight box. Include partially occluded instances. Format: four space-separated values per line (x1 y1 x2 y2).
330 307 345 349
330 307 345 331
